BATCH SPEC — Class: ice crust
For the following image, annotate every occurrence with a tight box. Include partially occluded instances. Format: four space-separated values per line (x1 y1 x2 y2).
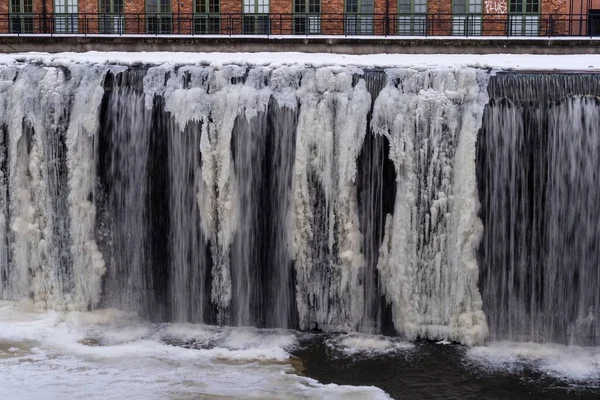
0 59 489 345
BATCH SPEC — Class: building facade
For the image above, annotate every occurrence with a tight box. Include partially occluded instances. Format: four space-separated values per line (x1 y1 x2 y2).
0 0 598 36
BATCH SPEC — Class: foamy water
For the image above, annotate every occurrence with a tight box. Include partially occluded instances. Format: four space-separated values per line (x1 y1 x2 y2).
468 341 600 383
4 301 600 399
0 303 390 399
325 333 415 356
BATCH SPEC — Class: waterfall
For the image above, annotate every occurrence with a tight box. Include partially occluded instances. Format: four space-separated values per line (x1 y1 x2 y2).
4 60 598 347
479 73 600 346
0 64 108 310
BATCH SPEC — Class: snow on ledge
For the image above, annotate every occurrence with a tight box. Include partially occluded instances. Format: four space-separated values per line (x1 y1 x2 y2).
0 51 599 71
2 33 600 41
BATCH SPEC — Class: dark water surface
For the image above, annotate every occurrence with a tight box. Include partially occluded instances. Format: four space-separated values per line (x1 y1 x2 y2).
292 336 600 400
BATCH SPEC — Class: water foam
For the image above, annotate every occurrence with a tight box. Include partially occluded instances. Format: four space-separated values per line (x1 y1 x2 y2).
326 333 415 356
0 303 391 399
468 341 600 382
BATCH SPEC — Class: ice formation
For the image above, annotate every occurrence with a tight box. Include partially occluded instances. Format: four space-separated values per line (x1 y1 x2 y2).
2 61 595 347
371 69 489 345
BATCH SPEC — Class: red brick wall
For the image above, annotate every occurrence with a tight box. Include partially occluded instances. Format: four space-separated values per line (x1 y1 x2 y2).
176 0 194 34
33 0 44 13
271 0 291 34
542 0 568 14
374 0 395 35
0 0 7 33
483 0 509 36
571 0 600 35
0 0 583 36
322 0 343 34
125 0 146 34
429 0 452 36
221 0 242 34
34 0 46 33
221 0 241 13
541 0 569 35
79 0 99 33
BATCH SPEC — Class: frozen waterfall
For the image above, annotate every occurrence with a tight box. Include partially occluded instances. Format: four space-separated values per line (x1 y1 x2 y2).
1 61 598 347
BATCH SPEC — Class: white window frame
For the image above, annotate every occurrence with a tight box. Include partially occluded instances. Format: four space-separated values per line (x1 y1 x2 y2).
54 0 78 34
452 0 482 36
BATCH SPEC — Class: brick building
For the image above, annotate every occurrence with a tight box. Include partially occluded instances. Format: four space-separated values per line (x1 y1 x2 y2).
0 0 598 36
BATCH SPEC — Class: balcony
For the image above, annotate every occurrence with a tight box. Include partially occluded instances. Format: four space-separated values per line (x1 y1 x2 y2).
0 12 597 37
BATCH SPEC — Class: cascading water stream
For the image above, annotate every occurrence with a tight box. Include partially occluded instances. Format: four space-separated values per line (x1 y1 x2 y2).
2 61 598 348
357 70 397 335
97 69 157 318
479 73 600 345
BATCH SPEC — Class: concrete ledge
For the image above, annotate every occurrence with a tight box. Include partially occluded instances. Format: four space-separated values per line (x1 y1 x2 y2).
0 35 599 54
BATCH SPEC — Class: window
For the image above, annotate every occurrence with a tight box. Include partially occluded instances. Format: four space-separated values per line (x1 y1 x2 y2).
294 0 321 34
146 0 172 34
243 0 270 34
509 0 539 13
509 0 540 36
194 0 220 34
345 0 374 35
398 0 427 36
99 0 124 34
452 0 482 36
9 0 34 33
54 0 78 34
591 10 600 37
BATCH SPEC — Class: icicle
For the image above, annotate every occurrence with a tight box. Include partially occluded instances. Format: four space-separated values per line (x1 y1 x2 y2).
292 68 371 331
372 68 489 345
2 66 48 309
66 65 109 310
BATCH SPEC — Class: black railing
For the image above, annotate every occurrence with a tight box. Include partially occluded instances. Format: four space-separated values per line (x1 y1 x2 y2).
1 12 599 37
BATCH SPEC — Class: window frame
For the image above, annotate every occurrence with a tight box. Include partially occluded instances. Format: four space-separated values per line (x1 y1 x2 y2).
243 0 270 14
194 0 220 34
293 0 321 35
146 0 172 34
508 0 540 36
242 0 270 34
509 0 540 14
397 0 427 36
452 0 483 36
54 0 79 34
344 0 374 35
9 0 34 34
99 0 124 13
54 0 78 14
99 0 125 34
9 0 33 14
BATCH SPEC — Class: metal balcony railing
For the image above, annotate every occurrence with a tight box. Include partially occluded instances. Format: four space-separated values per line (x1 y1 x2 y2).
1 12 598 37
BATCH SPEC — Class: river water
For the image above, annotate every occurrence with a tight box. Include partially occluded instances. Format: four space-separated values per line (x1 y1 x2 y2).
2 303 600 399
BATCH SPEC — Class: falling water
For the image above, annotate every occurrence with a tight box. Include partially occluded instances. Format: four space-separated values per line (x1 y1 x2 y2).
97 69 157 317
356 70 396 334
4 61 599 348
479 73 600 345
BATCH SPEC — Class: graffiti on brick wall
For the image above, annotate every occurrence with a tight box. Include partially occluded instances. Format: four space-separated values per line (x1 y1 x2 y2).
485 0 507 14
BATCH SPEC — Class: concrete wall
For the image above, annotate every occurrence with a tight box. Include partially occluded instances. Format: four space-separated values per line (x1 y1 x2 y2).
0 35 599 54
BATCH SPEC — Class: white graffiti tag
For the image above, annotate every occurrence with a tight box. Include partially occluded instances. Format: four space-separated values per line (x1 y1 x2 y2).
485 0 508 14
